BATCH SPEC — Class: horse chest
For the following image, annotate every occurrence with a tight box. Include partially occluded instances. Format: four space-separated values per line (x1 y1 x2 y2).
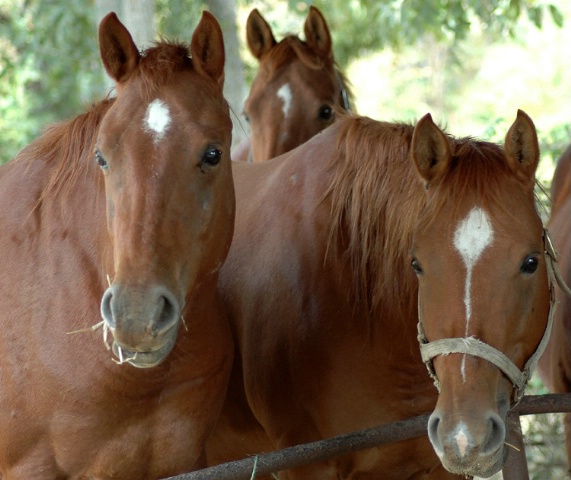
314 338 437 428
35 394 201 479
0 358 208 478
60 415 199 478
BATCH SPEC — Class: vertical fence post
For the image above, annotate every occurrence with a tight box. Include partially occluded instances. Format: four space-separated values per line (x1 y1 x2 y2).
502 411 529 480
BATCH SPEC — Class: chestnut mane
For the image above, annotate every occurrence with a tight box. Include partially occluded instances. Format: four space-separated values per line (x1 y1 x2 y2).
325 114 533 321
325 116 420 322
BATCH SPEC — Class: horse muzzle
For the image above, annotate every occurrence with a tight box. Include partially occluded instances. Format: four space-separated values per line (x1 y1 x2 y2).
100 283 182 367
111 334 178 368
427 407 508 477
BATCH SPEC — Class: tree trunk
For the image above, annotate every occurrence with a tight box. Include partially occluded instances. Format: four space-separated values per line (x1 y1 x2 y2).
95 0 156 96
94 0 121 95
95 0 155 50
207 0 249 148
94 0 121 25
120 0 156 51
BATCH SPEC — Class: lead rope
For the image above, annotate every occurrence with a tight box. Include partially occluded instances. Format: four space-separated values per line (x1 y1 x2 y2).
417 228 568 405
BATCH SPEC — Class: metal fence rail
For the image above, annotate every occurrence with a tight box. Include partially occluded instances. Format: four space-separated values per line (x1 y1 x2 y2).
164 393 571 480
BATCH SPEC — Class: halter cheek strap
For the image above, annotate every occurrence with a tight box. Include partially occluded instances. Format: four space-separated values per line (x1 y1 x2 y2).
417 228 564 404
335 70 351 112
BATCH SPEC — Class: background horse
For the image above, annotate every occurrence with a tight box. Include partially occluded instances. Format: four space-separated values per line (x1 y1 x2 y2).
0 12 235 479
538 145 571 472
233 6 351 163
207 111 551 479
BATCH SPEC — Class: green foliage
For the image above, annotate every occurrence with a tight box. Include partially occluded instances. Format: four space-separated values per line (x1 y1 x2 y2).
481 117 569 219
156 0 206 40
0 0 213 164
523 377 569 479
0 0 104 164
285 0 564 67
0 0 566 167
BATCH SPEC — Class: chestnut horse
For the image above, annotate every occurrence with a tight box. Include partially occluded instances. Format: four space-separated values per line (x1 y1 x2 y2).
0 12 235 479
207 111 553 478
538 145 571 471
233 6 351 163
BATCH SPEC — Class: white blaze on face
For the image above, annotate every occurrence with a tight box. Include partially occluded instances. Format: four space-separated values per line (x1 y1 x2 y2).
144 99 171 143
453 424 470 458
276 83 293 120
453 207 494 381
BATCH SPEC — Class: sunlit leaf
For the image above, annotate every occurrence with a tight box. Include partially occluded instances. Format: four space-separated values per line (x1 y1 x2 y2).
549 4 564 27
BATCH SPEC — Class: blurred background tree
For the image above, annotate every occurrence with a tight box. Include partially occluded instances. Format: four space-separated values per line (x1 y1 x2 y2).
1 0 568 165
0 0 102 159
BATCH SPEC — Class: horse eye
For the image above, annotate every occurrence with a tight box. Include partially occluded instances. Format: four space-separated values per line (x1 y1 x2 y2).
95 150 108 170
202 147 222 167
243 112 250 124
319 105 333 121
411 258 423 275
520 255 539 274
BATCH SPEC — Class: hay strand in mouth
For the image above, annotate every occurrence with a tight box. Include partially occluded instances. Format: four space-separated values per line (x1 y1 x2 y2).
66 320 105 335
111 346 138 365
66 273 114 349
66 320 111 350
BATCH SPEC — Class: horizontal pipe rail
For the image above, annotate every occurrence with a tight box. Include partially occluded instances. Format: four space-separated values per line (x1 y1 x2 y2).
164 393 571 480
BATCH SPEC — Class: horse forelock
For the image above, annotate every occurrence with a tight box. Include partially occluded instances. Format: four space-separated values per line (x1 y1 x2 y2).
325 115 422 322
261 36 325 72
418 139 537 231
136 40 194 100
257 36 353 111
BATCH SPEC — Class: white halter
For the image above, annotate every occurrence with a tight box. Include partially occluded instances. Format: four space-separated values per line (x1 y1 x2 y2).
417 228 566 404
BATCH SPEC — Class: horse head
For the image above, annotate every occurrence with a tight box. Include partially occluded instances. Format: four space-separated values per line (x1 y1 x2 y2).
410 111 551 476
96 12 234 368
243 7 350 162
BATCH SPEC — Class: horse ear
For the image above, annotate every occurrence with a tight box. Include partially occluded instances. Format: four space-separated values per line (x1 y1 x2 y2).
191 11 225 86
98 12 140 84
304 6 332 59
504 109 540 184
411 113 451 184
246 9 276 60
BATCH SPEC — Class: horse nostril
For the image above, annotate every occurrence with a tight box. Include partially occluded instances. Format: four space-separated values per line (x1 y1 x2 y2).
100 287 116 329
153 289 180 335
100 284 180 337
427 413 443 456
482 413 506 455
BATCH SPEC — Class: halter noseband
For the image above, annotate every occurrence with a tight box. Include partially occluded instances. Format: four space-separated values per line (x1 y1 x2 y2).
417 228 564 404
